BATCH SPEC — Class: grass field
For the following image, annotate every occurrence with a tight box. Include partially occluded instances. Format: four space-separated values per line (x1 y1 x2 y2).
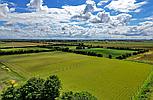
0 52 152 100
79 48 135 58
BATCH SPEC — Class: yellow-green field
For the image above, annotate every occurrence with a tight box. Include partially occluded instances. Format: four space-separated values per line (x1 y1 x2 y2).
0 52 152 100
0 42 46 48
0 47 50 52
83 41 153 49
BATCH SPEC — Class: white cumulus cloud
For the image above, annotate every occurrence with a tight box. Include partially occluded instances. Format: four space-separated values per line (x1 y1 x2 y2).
106 0 147 12
27 0 48 12
0 3 9 18
0 0 152 39
90 11 110 23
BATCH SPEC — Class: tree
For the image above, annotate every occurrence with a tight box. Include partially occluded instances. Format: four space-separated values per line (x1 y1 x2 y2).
42 75 61 100
1 75 97 100
60 91 97 100
108 54 112 59
97 54 103 57
18 77 44 100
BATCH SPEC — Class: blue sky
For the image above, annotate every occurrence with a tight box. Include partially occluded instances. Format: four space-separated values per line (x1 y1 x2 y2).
3 0 152 17
0 0 153 39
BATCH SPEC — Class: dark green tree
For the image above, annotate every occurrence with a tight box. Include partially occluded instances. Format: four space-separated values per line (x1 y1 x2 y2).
108 54 112 59
1 75 97 100
18 77 44 100
42 75 61 100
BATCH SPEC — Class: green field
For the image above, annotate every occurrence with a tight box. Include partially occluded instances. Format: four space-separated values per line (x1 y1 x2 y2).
79 48 135 58
0 52 152 100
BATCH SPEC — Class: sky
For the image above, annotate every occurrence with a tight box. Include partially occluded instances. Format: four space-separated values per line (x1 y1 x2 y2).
0 0 153 39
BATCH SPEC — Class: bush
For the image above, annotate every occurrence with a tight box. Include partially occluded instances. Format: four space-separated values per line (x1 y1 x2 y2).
60 91 97 100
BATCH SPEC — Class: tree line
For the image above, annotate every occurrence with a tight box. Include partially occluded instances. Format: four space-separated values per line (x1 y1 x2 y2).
74 45 149 60
40 45 149 60
40 46 103 58
0 49 54 56
115 49 149 60
0 44 149 60
1 75 97 100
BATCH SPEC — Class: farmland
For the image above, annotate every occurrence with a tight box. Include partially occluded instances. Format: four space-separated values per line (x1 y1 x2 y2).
0 47 50 52
83 41 153 49
127 50 153 65
0 40 153 100
0 51 152 100
78 48 135 58
0 42 47 48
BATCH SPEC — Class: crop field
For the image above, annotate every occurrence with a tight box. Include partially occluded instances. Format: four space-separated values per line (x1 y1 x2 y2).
0 52 152 100
0 42 47 48
79 48 135 58
0 47 50 52
83 41 153 49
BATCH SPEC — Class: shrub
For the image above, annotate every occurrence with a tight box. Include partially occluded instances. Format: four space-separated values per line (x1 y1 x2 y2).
60 91 97 100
